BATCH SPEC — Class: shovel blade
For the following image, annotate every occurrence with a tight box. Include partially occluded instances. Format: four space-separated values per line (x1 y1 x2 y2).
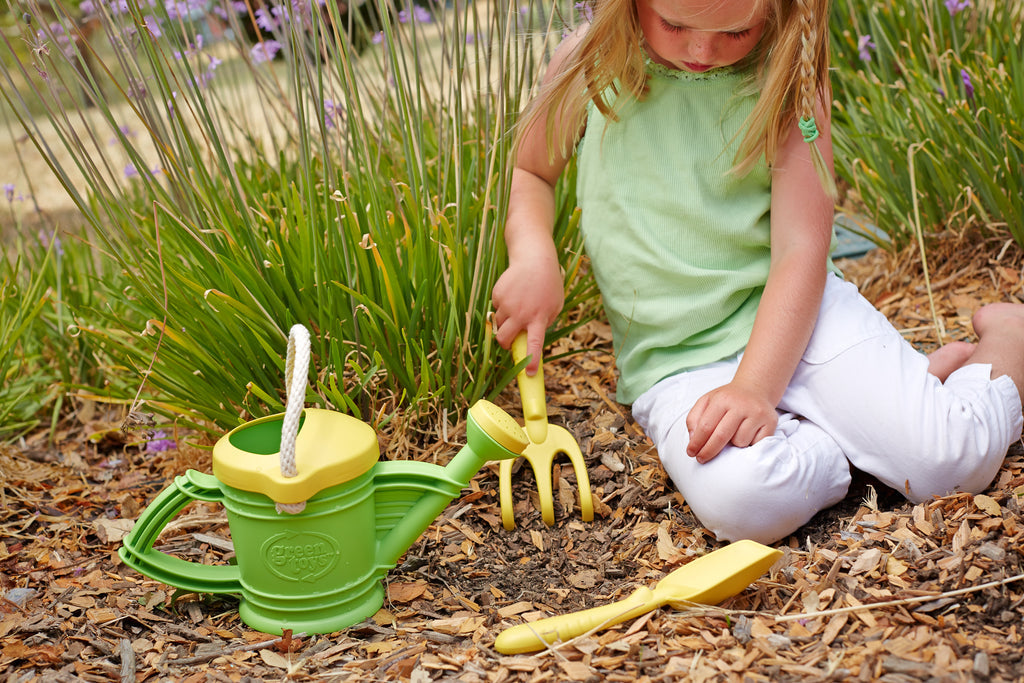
657 539 782 607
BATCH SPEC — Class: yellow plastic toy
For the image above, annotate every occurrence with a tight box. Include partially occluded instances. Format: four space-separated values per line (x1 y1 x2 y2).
499 333 594 529
494 539 782 654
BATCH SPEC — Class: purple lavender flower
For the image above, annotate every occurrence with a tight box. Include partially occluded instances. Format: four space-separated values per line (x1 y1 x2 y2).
173 35 203 60
124 162 139 178
945 0 970 16
165 0 207 21
857 34 875 62
250 39 282 63
192 57 221 89
37 229 63 257
413 5 432 23
80 0 96 15
371 31 384 44
146 430 177 452
109 125 136 146
961 68 974 99
127 77 147 100
142 15 162 38
3 183 15 202
323 98 342 129
255 6 279 32
574 1 593 22
271 3 291 25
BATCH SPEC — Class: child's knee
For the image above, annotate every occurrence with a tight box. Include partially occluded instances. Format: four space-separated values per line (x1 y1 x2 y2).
890 367 1022 501
685 472 846 544
669 435 852 544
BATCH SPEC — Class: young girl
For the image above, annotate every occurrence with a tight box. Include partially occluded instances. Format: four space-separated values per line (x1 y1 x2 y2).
491 0 1024 544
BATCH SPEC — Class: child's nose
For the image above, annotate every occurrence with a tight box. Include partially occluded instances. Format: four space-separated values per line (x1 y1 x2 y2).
689 33 716 62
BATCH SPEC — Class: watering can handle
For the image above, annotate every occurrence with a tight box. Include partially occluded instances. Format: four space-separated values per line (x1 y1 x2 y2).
280 324 310 479
117 470 242 594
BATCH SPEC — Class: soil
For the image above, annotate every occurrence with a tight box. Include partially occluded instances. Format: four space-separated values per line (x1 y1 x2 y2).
3 230 1024 682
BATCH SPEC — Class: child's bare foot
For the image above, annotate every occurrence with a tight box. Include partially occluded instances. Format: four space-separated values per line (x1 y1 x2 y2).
972 302 1024 337
927 341 976 382
969 302 1024 401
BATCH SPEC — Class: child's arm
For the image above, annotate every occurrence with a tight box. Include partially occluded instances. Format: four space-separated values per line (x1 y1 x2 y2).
686 101 836 463
491 31 587 375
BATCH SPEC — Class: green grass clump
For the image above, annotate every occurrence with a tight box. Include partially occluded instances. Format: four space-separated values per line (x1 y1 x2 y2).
0 0 594 435
831 0 1024 249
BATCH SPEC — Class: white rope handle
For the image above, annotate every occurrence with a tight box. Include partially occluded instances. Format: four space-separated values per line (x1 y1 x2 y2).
276 324 310 514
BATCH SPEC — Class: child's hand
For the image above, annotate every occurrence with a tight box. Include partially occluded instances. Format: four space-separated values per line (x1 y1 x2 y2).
491 250 564 375
685 381 778 463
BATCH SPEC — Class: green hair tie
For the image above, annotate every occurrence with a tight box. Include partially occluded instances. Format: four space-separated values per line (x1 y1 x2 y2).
798 116 820 144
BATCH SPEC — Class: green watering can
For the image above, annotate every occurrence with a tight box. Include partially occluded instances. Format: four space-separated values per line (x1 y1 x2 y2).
119 325 528 636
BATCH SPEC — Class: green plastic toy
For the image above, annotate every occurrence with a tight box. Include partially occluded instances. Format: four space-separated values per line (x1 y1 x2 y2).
119 325 528 635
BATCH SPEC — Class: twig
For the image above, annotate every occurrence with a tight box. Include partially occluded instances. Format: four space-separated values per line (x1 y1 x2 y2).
907 142 945 345
160 633 305 667
775 572 1024 623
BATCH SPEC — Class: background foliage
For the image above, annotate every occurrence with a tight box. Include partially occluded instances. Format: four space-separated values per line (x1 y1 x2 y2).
830 0 1024 249
1 0 593 439
0 0 1021 443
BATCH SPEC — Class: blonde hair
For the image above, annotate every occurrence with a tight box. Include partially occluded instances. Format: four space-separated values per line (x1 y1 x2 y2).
518 0 836 197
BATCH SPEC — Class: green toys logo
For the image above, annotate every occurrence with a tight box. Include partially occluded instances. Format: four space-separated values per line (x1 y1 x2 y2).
262 532 340 582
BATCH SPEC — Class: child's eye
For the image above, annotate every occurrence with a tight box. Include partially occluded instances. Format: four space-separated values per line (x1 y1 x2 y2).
659 18 685 33
726 29 752 40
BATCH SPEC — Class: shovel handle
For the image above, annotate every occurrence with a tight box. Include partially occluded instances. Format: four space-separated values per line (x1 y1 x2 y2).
494 587 656 654
512 332 547 444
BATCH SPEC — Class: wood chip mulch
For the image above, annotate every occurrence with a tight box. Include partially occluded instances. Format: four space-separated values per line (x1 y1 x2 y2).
2 230 1024 682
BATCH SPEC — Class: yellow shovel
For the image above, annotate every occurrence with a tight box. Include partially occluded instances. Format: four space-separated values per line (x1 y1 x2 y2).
494 539 782 654
499 333 594 529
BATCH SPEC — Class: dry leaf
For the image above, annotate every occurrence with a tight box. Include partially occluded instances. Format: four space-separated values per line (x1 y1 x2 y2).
886 556 909 576
94 518 134 544
259 649 292 670
560 661 596 680
568 569 600 589
388 580 428 603
848 548 883 576
656 522 684 563
498 601 534 618
430 616 485 635
85 608 119 624
973 494 1002 517
410 666 432 683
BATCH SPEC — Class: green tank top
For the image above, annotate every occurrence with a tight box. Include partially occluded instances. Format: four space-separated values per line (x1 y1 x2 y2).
577 62 778 403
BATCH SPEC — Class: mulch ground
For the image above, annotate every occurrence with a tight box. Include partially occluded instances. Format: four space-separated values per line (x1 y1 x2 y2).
2 230 1024 682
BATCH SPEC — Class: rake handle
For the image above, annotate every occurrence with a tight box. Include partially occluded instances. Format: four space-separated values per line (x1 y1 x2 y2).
512 332 548 444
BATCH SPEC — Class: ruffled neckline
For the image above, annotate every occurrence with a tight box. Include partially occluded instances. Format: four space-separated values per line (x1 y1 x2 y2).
642 46 740 81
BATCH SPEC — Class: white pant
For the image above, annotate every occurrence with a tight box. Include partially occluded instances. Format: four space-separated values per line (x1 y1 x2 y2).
632 275 1023 544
